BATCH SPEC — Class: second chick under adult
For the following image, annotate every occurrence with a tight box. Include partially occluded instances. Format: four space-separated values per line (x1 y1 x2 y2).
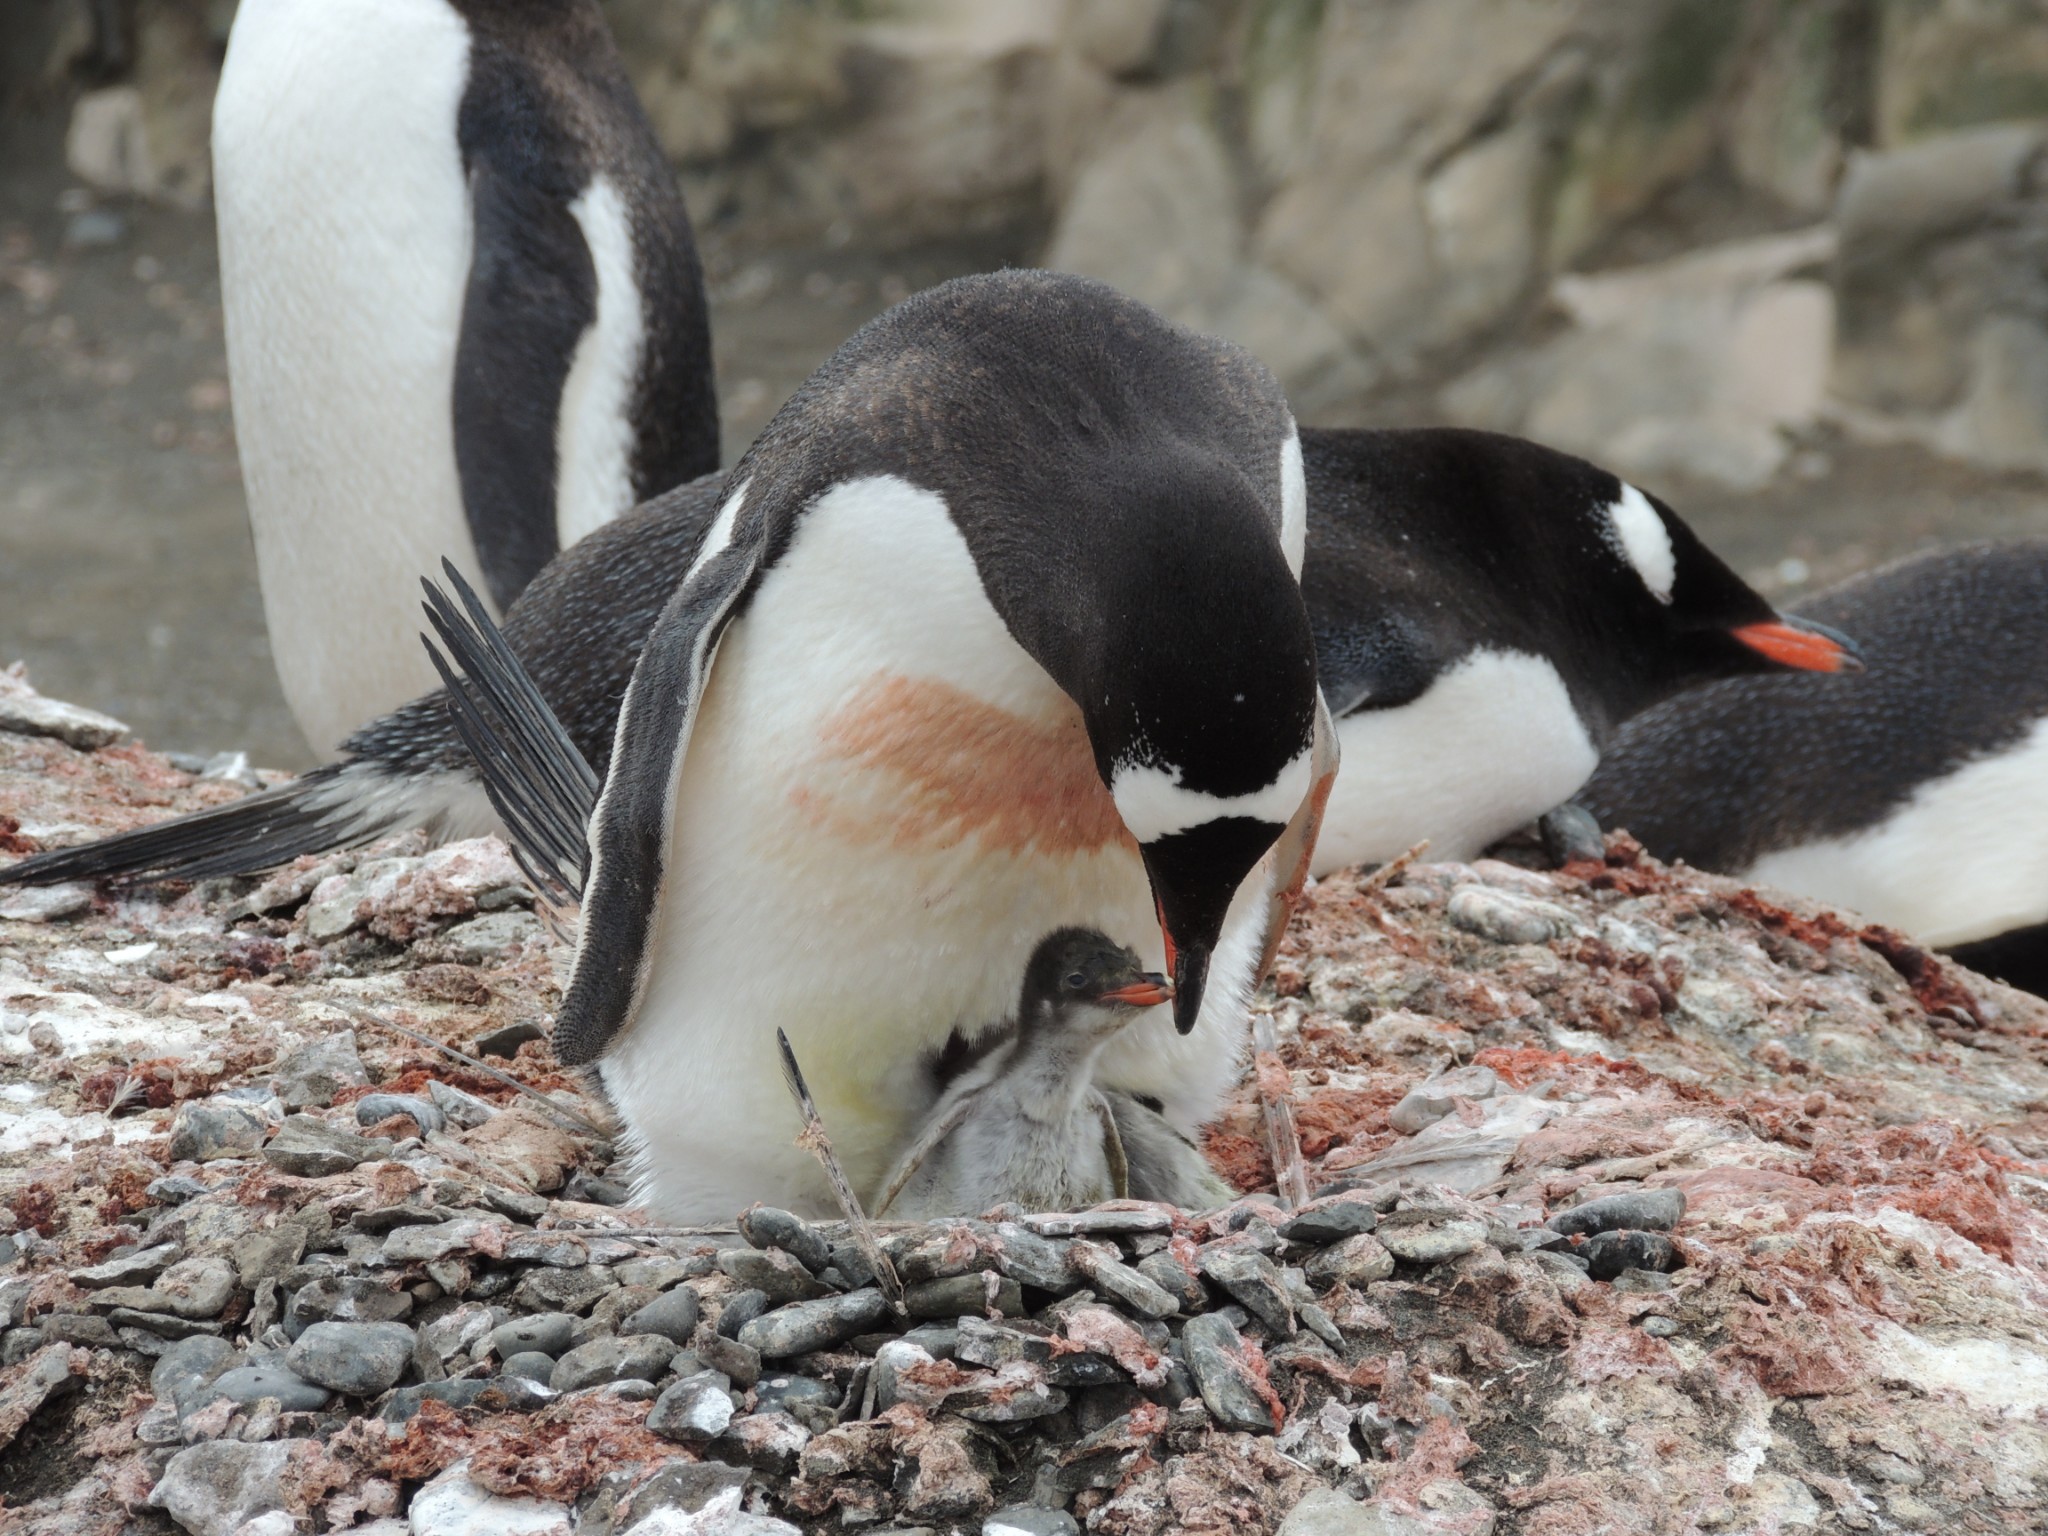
878 929 1200 1219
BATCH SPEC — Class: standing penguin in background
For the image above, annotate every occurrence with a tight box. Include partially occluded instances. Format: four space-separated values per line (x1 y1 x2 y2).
1299 428 1859 873
213 0 717 754
427 270 1337 1222
0 429 1855 892
1581 542 2048 995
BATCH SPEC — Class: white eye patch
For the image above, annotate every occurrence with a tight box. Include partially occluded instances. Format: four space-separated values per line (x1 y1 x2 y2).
1606 483 1675 604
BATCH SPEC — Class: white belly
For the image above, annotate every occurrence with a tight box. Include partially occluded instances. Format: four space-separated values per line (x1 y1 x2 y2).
1313 649 1600 873
1745 714 2048 948
213 0 489 754
598 477 1270 1221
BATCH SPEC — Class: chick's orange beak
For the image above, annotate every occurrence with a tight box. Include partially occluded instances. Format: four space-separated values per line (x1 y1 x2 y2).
1732 616 1863 673
1098 976 1174 1009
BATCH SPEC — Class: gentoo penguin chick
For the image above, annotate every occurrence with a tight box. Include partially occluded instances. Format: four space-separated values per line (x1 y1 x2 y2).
1300 427 1858 873
1581 541 2048 994
877 930 1171 1219
0 430 1849 894
427 270 1336 1222
213 0 716 752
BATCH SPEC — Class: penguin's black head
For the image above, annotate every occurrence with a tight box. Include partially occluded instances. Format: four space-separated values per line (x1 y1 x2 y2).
1021 928 1173 1036
1053 448 1323 1036
1584 482 1861 721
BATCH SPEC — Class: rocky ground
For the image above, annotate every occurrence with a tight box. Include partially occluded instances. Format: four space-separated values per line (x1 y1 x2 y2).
3 673 2048 1536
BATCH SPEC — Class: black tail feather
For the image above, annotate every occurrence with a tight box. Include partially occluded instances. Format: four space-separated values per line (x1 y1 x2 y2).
0 766 396 887
420 561 597 905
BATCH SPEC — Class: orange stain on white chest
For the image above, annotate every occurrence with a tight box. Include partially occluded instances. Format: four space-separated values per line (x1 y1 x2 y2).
792 673 1136 856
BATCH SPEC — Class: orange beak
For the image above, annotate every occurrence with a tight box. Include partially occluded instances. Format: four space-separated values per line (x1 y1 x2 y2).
1098 976 1174 1009
1731 617 1863 673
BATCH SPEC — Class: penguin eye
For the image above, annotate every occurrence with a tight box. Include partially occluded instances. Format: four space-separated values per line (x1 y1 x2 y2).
1064 971 1088 990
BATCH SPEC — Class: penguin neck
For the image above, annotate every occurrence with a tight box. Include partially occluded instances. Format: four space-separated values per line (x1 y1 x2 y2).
1008 1004 1125 1125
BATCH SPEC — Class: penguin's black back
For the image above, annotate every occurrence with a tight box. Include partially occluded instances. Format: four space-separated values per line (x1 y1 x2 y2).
1581 541 2048 870
447 0 717 607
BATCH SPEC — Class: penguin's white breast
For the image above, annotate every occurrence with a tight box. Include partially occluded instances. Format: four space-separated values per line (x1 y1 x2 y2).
1744 712 2048 948
213 0 487 753
598 475 1260 1220
1313 648 1600 874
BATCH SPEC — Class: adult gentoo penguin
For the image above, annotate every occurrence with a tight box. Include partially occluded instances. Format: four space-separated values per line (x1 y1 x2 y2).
213 0 717 754
0 432 1852 890
1299 428 1858 873
1581 541 2048 994
430 270 1335 1221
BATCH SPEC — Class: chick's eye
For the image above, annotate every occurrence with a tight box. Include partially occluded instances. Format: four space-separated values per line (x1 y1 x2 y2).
1065 972 1087 990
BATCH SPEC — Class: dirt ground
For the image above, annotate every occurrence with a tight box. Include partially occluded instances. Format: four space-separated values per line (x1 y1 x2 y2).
5 103 2048 771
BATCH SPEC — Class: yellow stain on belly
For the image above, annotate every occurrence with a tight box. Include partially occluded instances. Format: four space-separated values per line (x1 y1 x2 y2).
793 673 1137 856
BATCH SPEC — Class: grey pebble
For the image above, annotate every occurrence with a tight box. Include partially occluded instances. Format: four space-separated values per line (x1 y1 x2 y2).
719 1246 830 1304
273 1031 369 1110
692 1329 762 1389
427 1079 497 1128
738 1207 832 1273
500 1350 559 1383
624 1460 751 1526
285 1320 416 1395
1548 1188 1687 1237
622 1286 701 1346
985 1508 1081 1536
1641 1315 1681 1337
261 1115 392 1177
647 1371 736 1443
738 1289 889 1359
715 1288 772 1340
1378 1218 1487 1265
491 1311 578 1359
1069 1245 1178 1319
752 1373 837 1428
1583 1230 1680 1281
285 1275 412 1338
1447 884 1576 945
380 1377 488 1423
513 1264 617 1315
904 1272 1024 1321
151 1334 237 1403
474 1019 546 1059
550 1333 679 1392
207 1361 331 1412
1180 1313 1277 1434
168 1102 269 1163
1133 1252 1206 1314
1277 1196 1380 1245
72 1242 180 1289
354 1094 445 1135
990 1223 1077 1291
1197 1250 1294 1337
1302 1232 1395 1289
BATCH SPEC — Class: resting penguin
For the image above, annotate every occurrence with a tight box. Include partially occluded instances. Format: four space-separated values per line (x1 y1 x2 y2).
213 0 717 754
876 928 1171 1220
1299 428 1858 873
0 432 1852 890
427 270 1336 1221
1581 541 2048 995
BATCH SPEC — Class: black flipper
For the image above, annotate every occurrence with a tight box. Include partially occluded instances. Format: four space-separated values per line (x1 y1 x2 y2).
451 96 599 610
420 560 598 908
550 511 764 1065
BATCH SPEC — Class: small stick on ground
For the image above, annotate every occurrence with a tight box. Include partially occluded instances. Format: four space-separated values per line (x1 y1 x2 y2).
1361 839 1430 897
777 1029 905 1311
1250 1008 1310 1210
341 1003 610 1138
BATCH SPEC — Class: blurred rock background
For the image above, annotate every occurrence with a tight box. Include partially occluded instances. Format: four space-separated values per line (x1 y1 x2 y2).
6 0 2048 763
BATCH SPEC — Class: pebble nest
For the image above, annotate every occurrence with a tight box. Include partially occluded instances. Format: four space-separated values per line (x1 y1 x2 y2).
4 679 2048 1536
